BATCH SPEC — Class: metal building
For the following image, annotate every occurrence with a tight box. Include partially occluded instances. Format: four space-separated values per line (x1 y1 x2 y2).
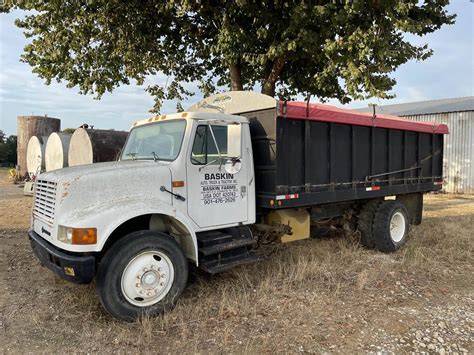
357 97 474 194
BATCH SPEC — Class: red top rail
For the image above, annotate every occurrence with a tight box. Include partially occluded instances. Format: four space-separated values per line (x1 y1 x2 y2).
277 101 449 134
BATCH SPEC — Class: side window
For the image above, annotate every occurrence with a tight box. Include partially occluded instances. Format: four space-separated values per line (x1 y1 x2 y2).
191 125 228 165
191 125 207 165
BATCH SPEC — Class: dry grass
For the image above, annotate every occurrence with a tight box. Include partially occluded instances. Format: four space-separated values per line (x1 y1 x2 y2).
0 184 473 353
0 169 32 229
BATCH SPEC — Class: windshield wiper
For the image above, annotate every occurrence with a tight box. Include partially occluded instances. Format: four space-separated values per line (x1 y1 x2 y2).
151 151 160 162
125 152 137 160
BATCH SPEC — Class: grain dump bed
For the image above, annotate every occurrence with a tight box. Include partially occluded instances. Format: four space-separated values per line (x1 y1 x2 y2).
249 100 448 209
188 91 449 210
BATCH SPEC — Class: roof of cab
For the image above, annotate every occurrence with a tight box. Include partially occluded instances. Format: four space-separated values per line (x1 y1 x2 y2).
132 111 248 128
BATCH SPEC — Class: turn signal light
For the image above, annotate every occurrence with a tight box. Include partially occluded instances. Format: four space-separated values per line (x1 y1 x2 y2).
72 228 97 245
172 180 185 188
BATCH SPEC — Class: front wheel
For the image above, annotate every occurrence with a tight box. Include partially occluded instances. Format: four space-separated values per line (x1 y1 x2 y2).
373 201 410 252
96 231 188 321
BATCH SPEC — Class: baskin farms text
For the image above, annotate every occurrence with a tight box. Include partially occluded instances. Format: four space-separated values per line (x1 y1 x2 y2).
200 173 238 205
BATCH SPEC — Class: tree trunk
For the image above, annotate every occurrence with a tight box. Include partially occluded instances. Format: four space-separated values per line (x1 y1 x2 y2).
229 63 243 91
261 56 286 97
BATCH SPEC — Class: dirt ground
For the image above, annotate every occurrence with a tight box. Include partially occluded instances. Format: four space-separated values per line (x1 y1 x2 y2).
0 169 473 353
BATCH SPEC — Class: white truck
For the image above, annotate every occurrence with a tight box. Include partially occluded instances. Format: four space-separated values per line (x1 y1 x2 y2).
29 92 448 321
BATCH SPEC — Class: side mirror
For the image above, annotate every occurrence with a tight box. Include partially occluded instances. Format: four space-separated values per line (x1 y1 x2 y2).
225 124 242 174
227 124 241 158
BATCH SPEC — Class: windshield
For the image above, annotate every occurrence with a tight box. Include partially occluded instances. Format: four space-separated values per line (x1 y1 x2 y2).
122 120 186 161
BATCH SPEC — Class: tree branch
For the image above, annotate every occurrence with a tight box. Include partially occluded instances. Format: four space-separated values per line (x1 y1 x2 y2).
261 56 286 97
229 62 243 91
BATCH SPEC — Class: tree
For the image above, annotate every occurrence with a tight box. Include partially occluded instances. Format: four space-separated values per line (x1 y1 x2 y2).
4 136 17 164
2 1 454 111
0 130 6 163
0 133 17 165
62 128 76 134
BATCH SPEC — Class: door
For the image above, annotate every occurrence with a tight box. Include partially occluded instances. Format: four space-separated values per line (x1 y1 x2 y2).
186 123 248 228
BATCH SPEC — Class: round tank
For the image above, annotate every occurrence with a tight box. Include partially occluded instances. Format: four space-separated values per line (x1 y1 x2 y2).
26 135 48 176
45 132 72 171
68 128 128 166
17 115 60 177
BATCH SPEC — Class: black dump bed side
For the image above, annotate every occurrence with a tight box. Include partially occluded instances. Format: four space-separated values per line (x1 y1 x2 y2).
244 109 445 210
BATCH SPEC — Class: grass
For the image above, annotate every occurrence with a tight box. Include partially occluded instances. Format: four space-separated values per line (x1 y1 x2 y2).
138 196 472 352
129 205 471 351
1 193 473 353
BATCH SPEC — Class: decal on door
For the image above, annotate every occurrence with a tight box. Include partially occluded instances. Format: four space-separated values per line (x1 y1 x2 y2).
200 173 238 205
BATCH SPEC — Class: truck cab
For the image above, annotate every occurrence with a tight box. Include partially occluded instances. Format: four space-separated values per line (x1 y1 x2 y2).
29 110 259 321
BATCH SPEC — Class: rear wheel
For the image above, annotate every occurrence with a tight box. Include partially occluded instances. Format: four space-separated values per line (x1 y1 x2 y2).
373 201 409 252
96 231 188 321
357 199 383 248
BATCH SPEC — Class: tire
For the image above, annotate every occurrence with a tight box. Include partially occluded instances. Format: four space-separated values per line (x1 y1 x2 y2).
357 199 383 249
96 230 188 321
373 201 409 252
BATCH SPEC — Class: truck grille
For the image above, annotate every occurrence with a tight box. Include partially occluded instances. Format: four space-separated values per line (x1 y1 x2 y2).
33 179 57 224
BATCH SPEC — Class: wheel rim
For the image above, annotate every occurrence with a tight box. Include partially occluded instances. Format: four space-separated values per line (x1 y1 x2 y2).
121 251 175 307
390 211 406 243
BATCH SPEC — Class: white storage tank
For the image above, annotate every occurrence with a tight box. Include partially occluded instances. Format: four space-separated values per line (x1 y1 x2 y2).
26 135 47 176
45 132 72 171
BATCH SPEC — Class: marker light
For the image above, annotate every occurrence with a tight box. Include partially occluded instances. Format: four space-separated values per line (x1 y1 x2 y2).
172 180 185 187
72 228 97 245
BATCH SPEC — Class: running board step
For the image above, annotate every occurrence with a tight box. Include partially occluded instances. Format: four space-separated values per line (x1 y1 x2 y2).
196 226 259 273
199 238 256 256
196 230 234 247
199 253 259 274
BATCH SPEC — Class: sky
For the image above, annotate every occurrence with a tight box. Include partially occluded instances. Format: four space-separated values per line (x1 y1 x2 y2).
0 2 473 136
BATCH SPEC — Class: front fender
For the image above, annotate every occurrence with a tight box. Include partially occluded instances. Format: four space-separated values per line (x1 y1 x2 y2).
59 197 198 263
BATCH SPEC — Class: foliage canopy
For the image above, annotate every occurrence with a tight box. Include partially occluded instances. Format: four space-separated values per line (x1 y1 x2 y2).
3 1 454 111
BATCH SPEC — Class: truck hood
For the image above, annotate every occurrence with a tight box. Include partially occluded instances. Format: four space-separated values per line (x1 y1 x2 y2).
38 160 164 183
35 160 173 223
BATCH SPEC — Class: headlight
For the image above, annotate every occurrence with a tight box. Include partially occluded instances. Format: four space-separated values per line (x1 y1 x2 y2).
58 226 72 243
58 225 97 245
